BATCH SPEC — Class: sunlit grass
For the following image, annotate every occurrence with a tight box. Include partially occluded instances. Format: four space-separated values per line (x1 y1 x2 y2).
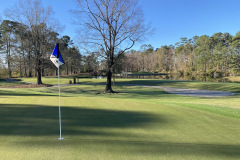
116 79 240 93
225 76 240 82
0 78 240 159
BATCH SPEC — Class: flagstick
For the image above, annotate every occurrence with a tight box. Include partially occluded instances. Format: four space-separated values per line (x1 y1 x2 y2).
58 60 63 140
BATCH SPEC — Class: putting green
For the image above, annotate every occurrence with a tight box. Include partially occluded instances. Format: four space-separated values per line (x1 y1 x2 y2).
0 79 240 160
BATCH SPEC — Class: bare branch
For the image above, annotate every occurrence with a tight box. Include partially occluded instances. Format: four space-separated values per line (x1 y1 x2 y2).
72 0 150 92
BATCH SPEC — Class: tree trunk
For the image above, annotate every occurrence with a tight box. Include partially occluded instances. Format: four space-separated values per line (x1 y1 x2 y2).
66 61 69 75
28 70 32 77
6 41 12 78
23 52 27 77
37 68 42 84
7 59 11 78
42 68 45 77
36 55 42 84
19 60 22 77
104 68 114 93
28 51 32 77
24 67 27 77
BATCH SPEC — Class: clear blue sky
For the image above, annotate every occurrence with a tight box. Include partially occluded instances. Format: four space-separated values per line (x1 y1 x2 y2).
1 0 240 51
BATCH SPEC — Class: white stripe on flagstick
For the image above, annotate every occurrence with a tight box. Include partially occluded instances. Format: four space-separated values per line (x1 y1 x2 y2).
58 58 63 140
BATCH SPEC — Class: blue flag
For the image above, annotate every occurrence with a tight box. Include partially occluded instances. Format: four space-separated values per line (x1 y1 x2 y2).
50 44 64 68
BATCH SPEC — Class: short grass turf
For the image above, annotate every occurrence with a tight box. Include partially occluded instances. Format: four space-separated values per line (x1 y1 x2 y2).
0 78 240 160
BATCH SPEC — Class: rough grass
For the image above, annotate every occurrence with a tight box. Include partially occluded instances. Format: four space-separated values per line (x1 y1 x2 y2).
0 78 240 160
225 76 240 83
116 79 240 93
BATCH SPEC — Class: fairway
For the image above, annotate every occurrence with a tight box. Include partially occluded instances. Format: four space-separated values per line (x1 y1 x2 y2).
0 78 240 160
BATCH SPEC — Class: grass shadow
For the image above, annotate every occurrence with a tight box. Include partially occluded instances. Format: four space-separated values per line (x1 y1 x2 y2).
0 89 57 97
0 104 163 136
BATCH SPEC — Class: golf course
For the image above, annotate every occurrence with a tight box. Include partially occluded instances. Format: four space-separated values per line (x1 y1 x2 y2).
0 78 240 160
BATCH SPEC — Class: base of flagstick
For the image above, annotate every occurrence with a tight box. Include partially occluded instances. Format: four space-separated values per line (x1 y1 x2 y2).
58 137 64 140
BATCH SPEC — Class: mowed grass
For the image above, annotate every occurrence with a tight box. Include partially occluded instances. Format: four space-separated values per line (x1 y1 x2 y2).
0 78 240 160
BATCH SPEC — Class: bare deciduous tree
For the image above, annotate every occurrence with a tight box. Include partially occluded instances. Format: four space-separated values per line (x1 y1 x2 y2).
73 0 149 93
4 0 59 84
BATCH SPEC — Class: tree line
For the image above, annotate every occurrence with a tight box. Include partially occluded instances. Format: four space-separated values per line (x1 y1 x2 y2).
0 0 88 82
0 19 82 81
119 32 240 77
2 19 240 80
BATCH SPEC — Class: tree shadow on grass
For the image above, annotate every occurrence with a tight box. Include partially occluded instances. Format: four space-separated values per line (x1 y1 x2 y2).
0 104 163 136
0 90 57 97
1 104 240 158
